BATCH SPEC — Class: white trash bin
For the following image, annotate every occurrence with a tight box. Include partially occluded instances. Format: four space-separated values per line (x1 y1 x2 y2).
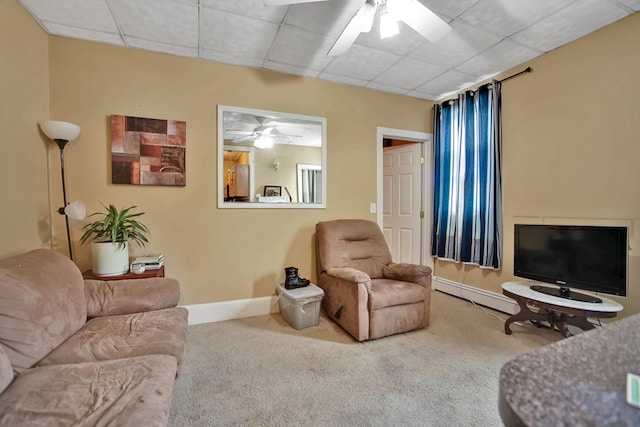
276 283 324 329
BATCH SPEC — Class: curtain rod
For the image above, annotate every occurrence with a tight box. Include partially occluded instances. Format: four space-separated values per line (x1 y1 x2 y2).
439 67 533 104
497 66 532 83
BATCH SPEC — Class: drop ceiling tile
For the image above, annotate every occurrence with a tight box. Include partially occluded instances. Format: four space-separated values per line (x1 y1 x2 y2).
356 17 430 56
409 20 500 68
108 0 198 47
201 0 288 23
200 48 265 68
415 69 478 99
19 0 119 33
267 25 335 70
458 0 574 37
456 39 540 78
617 0 640 11
374 58 445 90
200 9 279 57
405 90 436 100
42 22 124 46
421 0 483 19
317 72 368 87
283 0 363 38
366 81 410 95
322 44 401 81
262 60 320 78
126 37 198 58
511 0 630 52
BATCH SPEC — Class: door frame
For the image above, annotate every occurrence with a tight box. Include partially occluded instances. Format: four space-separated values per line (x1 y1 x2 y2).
376 127 433 268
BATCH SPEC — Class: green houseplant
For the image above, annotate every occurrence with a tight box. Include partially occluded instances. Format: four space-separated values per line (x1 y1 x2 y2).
80 203 150 276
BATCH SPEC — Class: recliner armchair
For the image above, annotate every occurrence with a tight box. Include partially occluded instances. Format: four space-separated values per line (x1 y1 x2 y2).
315 219 432 341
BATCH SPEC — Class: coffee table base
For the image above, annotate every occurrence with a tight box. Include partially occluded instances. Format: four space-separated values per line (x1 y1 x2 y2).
503 288 618 338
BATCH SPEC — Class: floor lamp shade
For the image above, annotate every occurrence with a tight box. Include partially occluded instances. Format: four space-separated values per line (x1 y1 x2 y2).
39 121 80 143
62 200 86 220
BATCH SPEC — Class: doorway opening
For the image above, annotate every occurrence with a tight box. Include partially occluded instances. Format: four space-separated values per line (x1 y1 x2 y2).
376 127 433 268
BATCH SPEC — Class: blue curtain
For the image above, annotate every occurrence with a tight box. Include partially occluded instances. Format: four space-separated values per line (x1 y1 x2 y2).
432 82 502 268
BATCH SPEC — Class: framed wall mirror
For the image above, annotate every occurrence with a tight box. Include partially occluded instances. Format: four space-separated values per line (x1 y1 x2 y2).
218 105 327 209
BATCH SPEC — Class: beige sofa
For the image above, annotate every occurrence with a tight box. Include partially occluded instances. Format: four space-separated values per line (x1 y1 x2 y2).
0 249 188 426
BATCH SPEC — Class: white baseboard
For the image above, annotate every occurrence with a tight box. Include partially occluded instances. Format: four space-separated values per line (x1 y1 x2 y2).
432 276 518 315
182 295 280 325
182 279 517 326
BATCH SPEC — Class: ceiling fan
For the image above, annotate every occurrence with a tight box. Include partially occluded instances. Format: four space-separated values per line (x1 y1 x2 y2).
226 116 301 149
264 0 452 56
227 119 276 143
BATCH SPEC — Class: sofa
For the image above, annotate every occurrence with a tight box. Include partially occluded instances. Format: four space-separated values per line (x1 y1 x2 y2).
0 249 188 426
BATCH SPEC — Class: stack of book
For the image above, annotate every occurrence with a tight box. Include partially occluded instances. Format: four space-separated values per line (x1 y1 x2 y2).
132 253 164 270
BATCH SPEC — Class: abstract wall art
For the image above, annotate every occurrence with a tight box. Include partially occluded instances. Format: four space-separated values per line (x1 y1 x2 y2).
111 115 186 186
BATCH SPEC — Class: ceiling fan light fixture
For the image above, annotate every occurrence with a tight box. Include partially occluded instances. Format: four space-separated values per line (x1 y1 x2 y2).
254 135 274 149
358 1 376 33
380 5 399 39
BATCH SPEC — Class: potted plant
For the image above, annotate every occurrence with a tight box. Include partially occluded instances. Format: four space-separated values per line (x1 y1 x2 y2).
80 203 150 276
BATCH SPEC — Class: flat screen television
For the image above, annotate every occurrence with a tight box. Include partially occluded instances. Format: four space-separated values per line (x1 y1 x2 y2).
514 224 628 303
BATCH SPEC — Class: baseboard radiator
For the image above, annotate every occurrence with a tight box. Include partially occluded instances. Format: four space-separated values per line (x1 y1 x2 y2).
431 276 518 315
183 295 280 326
183 277 518 326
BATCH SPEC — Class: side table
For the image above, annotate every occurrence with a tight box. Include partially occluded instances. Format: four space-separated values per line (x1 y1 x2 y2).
82 266 165 281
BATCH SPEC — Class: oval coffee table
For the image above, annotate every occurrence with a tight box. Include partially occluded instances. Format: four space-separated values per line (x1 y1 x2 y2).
501 281 623 338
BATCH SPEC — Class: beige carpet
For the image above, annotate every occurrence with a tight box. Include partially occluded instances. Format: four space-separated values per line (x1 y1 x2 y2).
169 290 560 426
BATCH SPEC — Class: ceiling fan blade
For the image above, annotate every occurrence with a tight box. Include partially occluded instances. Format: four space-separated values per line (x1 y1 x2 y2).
328 1 374 56
225 130 253 135
395 0 452 43
232 135 255 143
263 0 331 6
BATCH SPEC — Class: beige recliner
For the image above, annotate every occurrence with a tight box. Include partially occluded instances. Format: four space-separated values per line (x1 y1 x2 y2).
315 219 432 341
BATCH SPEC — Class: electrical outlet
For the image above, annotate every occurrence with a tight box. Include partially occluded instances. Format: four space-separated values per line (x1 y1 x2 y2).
370 203 377 214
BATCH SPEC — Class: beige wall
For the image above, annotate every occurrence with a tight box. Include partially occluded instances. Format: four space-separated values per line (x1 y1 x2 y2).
434 13 640 318
3 0 639 317
45 36 431 305
0 0 51 259
254 144 322 201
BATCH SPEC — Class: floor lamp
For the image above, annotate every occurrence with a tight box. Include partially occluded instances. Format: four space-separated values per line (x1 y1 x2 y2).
40 120 86 261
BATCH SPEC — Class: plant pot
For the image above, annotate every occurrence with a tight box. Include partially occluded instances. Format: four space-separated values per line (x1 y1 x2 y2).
91 241 129 276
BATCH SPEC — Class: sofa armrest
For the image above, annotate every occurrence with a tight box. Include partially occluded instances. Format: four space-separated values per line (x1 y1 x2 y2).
326 267 371 291
383 263 432 287
84 277 180 318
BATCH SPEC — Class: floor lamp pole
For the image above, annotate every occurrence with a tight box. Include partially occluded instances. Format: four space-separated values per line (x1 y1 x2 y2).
54 139 73 261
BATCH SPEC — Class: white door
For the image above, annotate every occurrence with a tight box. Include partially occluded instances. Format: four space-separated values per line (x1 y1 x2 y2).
382 142 423 264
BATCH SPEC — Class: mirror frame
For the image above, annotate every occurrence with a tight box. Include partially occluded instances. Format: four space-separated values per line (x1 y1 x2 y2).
217 105 327 209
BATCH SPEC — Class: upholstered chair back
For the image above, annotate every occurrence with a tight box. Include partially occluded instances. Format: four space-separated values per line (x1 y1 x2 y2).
316 219 392 279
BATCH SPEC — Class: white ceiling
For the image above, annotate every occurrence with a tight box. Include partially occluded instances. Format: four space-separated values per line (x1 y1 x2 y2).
18 0 640 101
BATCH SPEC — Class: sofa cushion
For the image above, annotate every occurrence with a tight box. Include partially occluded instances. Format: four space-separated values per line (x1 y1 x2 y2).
0 249 87 373
368 279 425 310
38 307 188 375
0 345 13 394
0 355 177 427
85 277 181 317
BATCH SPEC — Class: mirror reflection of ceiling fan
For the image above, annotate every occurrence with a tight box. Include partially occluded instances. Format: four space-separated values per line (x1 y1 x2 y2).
264 0 452 56
225 116 301 149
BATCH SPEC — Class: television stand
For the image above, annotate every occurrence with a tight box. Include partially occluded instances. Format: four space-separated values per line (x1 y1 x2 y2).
501 282 623 338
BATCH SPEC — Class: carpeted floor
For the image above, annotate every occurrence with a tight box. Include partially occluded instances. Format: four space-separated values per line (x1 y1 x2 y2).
168 290 560 426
